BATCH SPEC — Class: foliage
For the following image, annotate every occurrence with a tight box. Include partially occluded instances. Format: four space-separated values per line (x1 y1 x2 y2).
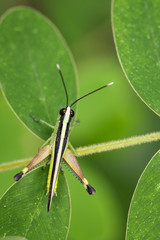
0 7 75 240
0 167 70 240
0 1 159 239
113 0 160 239
0 7 77 140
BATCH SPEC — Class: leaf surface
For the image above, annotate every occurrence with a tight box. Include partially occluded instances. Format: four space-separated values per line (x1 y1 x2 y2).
126 150 160 239
0 7 77 140
0 166 70 240
113 0 160 116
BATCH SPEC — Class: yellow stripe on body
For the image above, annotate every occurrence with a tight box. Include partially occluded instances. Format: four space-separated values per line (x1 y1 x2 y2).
47 142 60 194
47 128 56 193
47 150 54 193
47 107 71 198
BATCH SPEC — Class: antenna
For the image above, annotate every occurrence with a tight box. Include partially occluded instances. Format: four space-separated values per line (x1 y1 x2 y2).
57 64 69 107
70 82 114 107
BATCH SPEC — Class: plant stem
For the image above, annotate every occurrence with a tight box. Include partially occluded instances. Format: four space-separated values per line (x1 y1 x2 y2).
0 131 160 172
76 131 160 156
0 158 31 172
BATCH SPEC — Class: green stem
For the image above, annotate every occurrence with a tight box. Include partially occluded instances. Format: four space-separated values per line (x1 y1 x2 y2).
0 158 31 172
76 131 160 156
0 132 160 172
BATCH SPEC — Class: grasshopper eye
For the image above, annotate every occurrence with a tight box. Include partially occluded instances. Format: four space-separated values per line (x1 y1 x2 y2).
60 108 67 115
70 109 74 117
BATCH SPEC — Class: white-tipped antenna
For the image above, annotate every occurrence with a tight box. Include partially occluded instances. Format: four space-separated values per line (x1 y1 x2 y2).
70 82 114 107
56 64 69 107
56 64 60 70
107 82 114 86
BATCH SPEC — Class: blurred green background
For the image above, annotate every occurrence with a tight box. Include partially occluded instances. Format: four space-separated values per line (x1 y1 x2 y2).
0 1 159 240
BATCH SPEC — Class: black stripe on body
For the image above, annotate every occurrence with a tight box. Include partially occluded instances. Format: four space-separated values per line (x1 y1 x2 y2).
48 113 72 211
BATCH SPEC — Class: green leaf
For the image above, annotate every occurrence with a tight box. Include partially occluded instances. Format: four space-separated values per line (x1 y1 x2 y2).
126 150 160 239
112 0 160 116
0 166 70 240
0 7 77 140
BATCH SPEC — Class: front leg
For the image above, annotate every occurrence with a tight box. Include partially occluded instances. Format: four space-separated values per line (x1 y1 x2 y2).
30 114 55 129
69 119 80 130
68 142 78 157
40 136 52 149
